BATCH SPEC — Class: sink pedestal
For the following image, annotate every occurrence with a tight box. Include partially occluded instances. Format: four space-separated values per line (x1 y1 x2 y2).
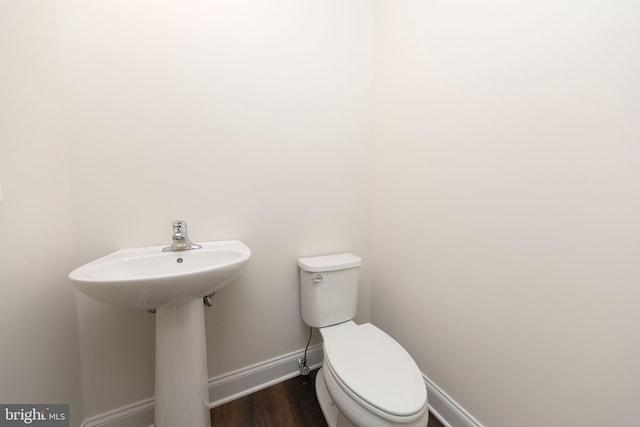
155 299 211 427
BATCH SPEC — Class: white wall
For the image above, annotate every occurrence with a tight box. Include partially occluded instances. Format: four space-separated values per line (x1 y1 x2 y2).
55 0 375 418
0 1 84 426
4 1 639 425
372 1 640 426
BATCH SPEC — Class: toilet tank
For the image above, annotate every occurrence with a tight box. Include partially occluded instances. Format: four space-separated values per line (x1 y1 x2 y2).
298 253 362 328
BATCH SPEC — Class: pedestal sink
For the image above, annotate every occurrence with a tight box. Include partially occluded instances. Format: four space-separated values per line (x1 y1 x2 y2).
69 240 251 427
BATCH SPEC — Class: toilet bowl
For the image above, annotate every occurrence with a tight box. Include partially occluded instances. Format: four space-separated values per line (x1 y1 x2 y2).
298 254 428 427
318 322 428 427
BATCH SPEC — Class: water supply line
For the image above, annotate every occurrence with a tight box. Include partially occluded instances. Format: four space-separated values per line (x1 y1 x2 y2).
298 326 313 377
203 293 215 307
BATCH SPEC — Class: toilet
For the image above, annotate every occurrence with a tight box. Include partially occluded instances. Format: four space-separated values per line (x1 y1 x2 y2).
298 253 428 427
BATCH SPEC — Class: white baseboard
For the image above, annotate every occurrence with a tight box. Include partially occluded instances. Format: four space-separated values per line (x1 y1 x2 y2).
80 397 154 427
425 375 485 427
79 344 323 427
208 343 324 407
81 344 482 427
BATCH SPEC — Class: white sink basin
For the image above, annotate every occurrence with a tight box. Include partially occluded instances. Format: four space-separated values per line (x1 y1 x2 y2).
69 240 251 309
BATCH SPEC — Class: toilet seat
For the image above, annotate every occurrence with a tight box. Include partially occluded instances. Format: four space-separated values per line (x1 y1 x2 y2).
320 323 427 422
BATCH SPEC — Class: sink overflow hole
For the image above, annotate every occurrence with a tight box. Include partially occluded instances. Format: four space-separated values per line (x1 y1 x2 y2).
176 258 184 263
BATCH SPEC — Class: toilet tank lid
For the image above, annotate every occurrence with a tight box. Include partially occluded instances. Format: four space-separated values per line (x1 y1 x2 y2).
297 253 362 272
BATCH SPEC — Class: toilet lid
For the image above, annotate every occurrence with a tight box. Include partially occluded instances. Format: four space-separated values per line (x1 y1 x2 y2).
321 323 427 417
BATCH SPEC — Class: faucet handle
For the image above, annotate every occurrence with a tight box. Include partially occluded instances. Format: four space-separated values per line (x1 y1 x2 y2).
172 220 187 234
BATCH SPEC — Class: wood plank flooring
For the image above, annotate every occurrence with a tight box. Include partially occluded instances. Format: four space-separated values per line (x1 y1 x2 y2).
210 369 445 427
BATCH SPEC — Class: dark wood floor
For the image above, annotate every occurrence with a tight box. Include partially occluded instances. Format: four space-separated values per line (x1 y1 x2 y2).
211 369 444 427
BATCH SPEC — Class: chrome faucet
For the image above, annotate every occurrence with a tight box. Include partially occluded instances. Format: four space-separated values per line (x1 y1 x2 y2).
162 220 202 252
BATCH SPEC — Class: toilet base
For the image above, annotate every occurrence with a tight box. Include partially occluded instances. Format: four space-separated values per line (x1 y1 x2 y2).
316 368 356 427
